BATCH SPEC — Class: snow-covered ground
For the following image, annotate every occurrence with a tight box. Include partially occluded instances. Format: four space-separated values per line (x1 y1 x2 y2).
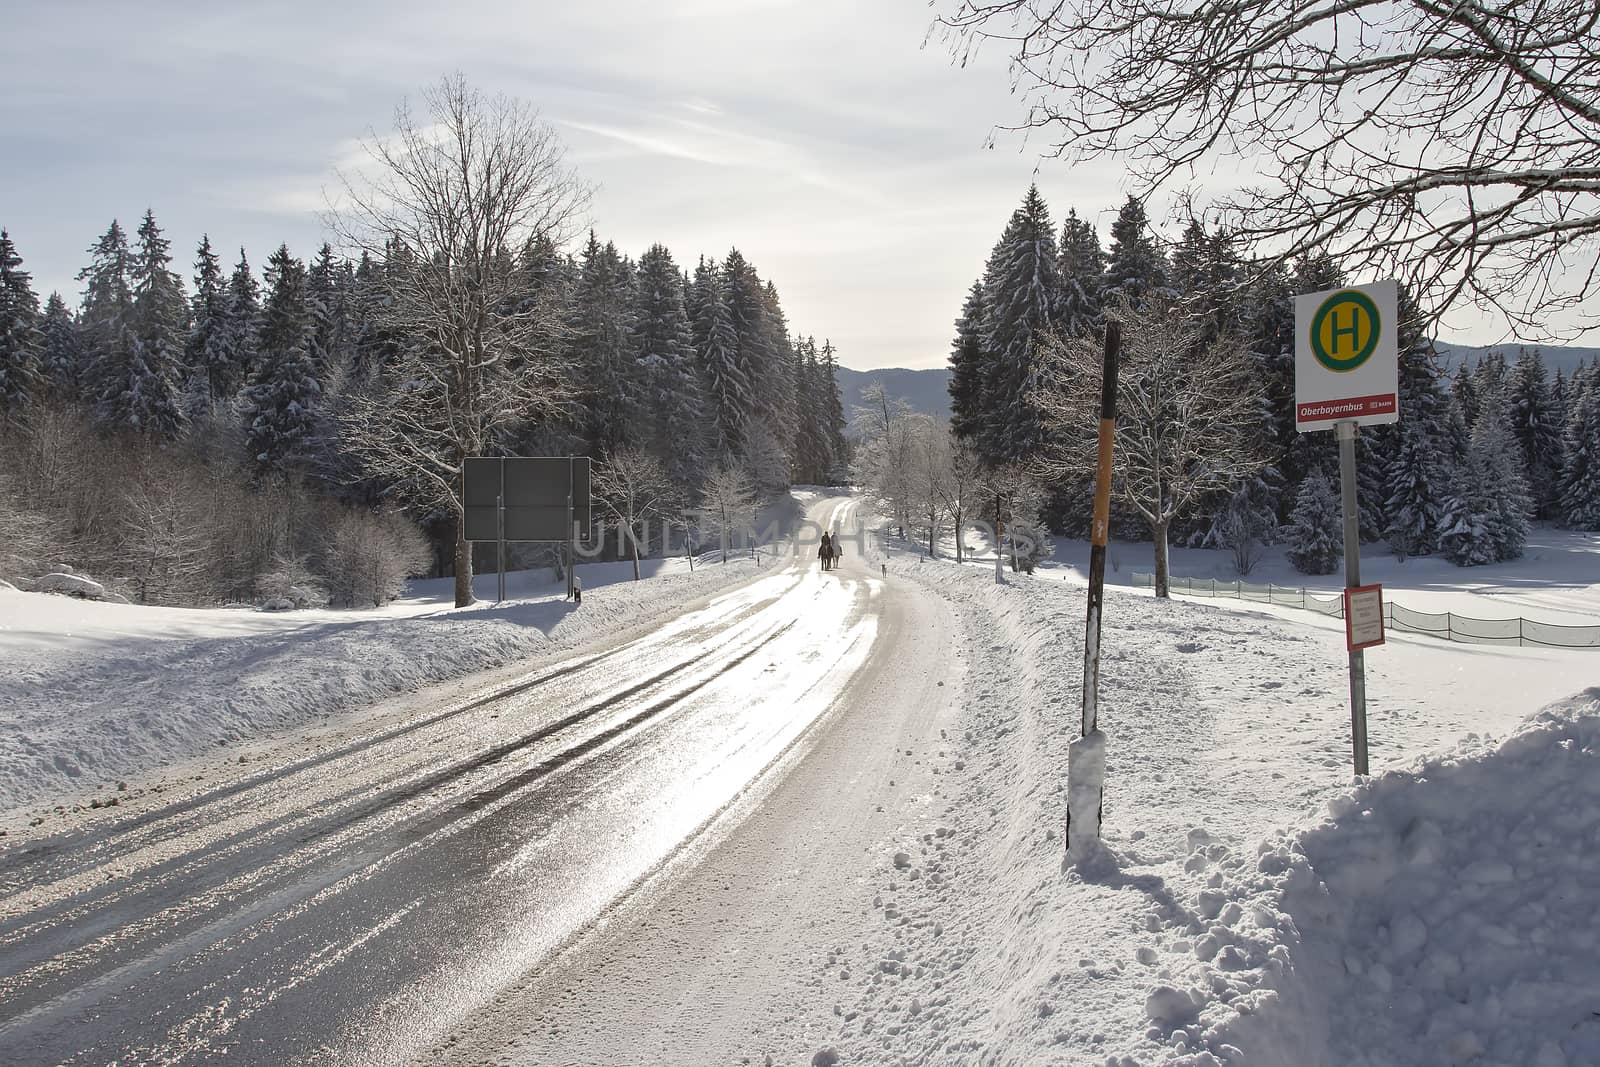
6 495 1597 1064
840 548 1599 1065
0 550 781 815
932 524 1600 626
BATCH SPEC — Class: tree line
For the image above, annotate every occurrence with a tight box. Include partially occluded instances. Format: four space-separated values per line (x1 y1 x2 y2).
0 88 848 608
859 184 1600 592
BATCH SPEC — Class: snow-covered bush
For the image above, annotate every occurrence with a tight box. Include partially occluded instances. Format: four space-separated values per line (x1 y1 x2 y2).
1216 481 1279 576
320 511 429 608
256 554 329 609
0 463 58 583
1286 469 1342 575
31 572 109 599
1009 518 1053 574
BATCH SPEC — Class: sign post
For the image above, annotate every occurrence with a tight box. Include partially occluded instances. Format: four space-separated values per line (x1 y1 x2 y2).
496 491 506 604
1295 282 1398 776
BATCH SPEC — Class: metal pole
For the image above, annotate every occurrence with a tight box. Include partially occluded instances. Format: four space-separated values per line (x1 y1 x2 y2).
572 467 579 601
1336 420 1369 776
496 491 506 605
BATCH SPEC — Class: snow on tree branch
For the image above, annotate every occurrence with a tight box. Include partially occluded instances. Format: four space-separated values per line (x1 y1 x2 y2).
938 0 1600 338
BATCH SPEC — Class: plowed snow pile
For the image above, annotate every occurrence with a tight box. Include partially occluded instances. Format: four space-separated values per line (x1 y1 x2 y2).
838 554 1598 1065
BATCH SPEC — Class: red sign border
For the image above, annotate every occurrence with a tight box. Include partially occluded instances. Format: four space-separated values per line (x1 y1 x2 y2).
1343 583 1385 651
1296 393 1398 425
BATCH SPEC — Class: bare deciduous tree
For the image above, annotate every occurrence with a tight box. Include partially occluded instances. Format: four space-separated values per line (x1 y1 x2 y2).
940 0 1600 336
330 74 590 607
698 464 757 564
937 433 986 563
1034 300 1266 596
853 383 921 539
911 419 954 558
594 447 677 580
983 461 1049 574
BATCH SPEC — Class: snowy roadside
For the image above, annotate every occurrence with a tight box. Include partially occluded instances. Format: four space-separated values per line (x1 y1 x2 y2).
826 554 1598 1065
0 552 784 817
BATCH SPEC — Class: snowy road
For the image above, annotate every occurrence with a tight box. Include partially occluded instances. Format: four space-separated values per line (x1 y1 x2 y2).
0 495 921 1065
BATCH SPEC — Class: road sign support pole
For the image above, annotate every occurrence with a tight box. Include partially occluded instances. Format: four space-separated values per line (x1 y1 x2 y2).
496 490 506 605
566 456 575 601
1336 420 1370 776
1069 319 1119 857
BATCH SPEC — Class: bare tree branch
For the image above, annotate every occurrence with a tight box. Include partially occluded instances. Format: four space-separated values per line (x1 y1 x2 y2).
1033 297 1267 595
939 0 1600 339
328 74 592 606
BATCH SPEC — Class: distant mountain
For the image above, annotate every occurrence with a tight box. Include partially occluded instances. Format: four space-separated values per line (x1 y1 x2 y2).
830 342 1597 437
834 366 952 433
1434 341 1600 378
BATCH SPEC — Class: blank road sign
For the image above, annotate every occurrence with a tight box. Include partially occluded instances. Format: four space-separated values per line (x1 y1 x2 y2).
462 456 592 543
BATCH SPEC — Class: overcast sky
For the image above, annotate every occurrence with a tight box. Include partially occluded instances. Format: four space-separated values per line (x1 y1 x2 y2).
3 1 1590 371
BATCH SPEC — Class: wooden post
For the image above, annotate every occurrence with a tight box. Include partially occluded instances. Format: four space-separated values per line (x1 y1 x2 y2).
1069 319 1120 856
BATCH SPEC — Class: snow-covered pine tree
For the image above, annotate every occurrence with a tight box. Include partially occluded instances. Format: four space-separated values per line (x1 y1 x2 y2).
1383 419 1446 558
569 233 642 455
1285 467 1343 574
75 220 134 417
111 210 187 438
722 250 793 476
691 257 747 459
762 279 799 463
1451 365 1481 430
305 242 346 378
979 184 1063 463
947 278 988 444
1169 219 1243 347
1102 195 1168 307
0 229 43 416
1057 208 1104 335
1559 385 1600 531
1505 349 1565 518
38 292 81 402
1471 352 1510 417
1243 259 1296 520
790 337 826 483
819 339 848 480
185 235 229 402
218 248 260 396
633 242 706 489
1215 475 1280 574
240 245 320 470
1437 396 1532 565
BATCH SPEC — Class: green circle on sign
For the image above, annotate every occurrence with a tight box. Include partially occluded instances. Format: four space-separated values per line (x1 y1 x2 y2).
1309 289 1380 373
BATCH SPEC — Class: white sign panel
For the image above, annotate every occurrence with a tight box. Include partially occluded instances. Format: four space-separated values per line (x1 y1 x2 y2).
1344 584 1385 651
1294 280 1400 431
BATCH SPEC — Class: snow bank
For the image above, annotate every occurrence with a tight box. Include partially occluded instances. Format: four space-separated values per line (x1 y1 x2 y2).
832 546 1600 1065
1205 690 1600 1067
0 556 774 813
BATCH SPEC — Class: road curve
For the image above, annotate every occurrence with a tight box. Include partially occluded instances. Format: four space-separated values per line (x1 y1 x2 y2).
0 496 878 1065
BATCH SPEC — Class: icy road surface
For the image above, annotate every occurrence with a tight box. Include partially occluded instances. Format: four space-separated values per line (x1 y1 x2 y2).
0 497 922 1064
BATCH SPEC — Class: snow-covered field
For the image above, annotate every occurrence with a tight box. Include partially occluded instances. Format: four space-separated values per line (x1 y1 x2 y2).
847 549 1599 1065
930 524 1600 626
0 551 778 815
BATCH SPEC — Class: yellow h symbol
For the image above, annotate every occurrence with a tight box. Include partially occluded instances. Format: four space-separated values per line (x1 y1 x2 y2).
1331 306 1361 356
